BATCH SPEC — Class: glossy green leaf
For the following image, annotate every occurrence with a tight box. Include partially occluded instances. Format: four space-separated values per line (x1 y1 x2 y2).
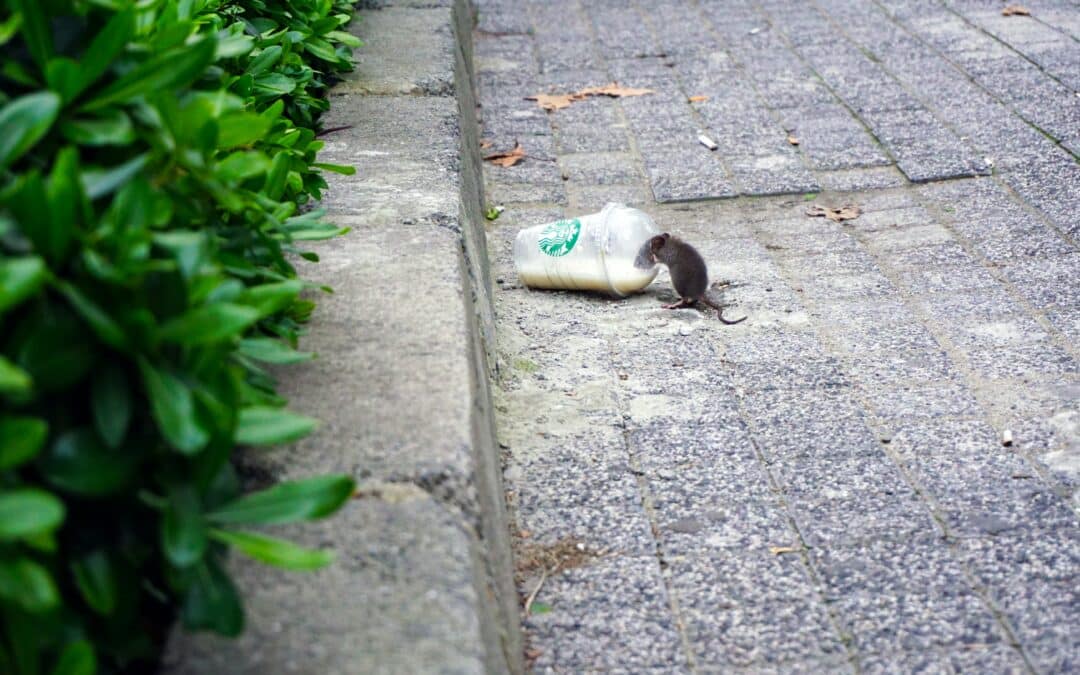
304 38 341 63
158 303 261 345
0 256 47 314
217 151 270 182
39 429 138 496
0 417 48 470
153 231 207 279
13 308 96 393
253 73 295 97
11 0 52 69
239 280 303 317
0 13 22 47
91 365 131 449
245 45 282 75
50 640 95 675
55 282 127 349
0 91 60 169
138 358 210 455
163 487 207 568
210 529 333 570
83 153 150 200
207 474 353 525
61 109 136 146
81 37 217 111
71 550 117 615
312 162 355 175
215 33 254 59
0 357 32 396
217 112 272 148
0 489 65 540
326 30 362 48
233 406 317 447
238 337 313 364
181 557 243 636
75 8 134 98
0 556 59 612
263 152 291 200
45 58 81 103
43 147 81 262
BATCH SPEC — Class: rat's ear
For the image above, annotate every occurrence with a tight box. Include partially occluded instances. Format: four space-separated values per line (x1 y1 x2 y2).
649 234 666 250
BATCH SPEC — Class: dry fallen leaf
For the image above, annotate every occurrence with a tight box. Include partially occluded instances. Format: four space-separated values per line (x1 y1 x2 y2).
787 134 800 146
806 204 861 222
688 95 709 102
1002 4 1030 16
525 82 655 110
479 139 493 149
579 82 655 98
770 545 799 555
524 93 580 111
484 142 526 168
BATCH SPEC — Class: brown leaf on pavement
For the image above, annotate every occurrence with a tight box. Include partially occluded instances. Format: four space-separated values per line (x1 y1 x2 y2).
526 82 655 110
484 141 526 167
787 134 800 146
524 93 580 111
806 204 861 222
688 95 709 102
1001 4 1031 16
479 139 493 149
579 82 656 98
769 545 799 555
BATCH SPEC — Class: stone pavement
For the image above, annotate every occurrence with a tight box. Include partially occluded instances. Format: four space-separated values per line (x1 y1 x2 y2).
474 0 1079 672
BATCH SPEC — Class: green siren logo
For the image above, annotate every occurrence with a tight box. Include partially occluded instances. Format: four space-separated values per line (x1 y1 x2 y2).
538 218 581 257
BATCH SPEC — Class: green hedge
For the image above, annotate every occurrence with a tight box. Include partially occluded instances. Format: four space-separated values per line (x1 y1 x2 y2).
0 0 360 671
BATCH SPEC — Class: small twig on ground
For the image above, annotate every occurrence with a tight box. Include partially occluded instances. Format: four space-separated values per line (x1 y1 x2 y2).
315 125 353 137
523 567 548 616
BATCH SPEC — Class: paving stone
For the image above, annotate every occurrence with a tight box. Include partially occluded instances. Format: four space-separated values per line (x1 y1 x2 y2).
818 166 908 191
813 537 1004 652
961 341 1080 379
485 180 567 205
523 555 688 670
845 205 935 232
794 270 900 299
862 381 983 421
1002 253 1080 309
864 223 955 251
968 225 1076 264
882 417 1002 461
895 263 1001 295
913 286 1029 323
509 439 656 555
730 357 852 391
558 151 646 185
478 1 1080 668
884 241 977 269
845 348 961 387
1045 305 1080 344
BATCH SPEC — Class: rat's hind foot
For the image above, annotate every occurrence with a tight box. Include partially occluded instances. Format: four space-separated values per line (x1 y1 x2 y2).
662 298 695 310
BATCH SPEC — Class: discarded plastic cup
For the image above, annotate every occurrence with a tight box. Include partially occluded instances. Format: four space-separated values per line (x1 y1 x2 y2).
513 203 661 297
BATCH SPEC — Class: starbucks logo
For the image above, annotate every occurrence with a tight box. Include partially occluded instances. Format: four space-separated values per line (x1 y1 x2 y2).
538 218 581 257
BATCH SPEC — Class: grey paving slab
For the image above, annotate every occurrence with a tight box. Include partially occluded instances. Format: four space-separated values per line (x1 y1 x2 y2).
523 555 688 670
476 0 1080 671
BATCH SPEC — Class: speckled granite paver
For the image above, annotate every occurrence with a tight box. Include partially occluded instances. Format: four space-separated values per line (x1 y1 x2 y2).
475 0 1079 672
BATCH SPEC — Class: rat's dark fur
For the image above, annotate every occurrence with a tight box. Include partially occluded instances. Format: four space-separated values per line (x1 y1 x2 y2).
645 233 746 325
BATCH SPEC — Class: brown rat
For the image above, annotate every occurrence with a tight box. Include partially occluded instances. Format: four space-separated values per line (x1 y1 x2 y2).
643 233 747 325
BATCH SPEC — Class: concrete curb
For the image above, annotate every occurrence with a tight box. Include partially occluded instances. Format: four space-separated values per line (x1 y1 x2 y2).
163 0 522 672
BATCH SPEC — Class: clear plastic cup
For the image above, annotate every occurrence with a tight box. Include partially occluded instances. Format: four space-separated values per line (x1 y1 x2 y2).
513 203 660 297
